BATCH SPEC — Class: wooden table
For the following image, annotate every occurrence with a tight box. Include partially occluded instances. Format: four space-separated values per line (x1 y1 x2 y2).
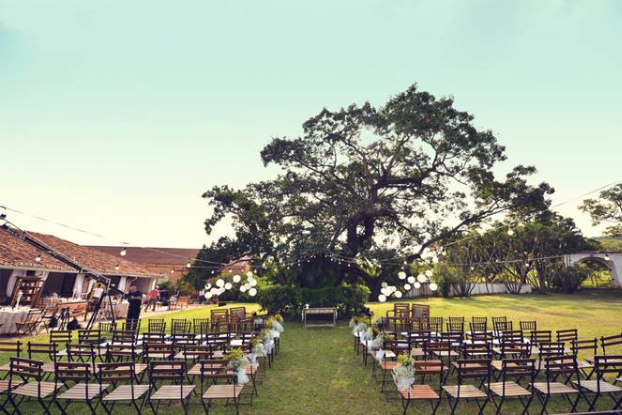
302 307 337 329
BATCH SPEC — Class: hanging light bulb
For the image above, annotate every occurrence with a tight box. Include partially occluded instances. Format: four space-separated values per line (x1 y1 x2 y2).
0 212 7 226
35 254 42 262
605 253 611 261
507 229 514 236
115 262 120 270
211 270 215 275
120 248 127 256
186 262 192 269
171 269 175 274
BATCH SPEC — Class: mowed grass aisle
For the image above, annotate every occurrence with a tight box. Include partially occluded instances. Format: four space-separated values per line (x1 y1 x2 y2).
3 291 622 414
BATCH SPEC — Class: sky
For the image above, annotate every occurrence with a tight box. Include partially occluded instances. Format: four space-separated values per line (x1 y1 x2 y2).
1 0 621 249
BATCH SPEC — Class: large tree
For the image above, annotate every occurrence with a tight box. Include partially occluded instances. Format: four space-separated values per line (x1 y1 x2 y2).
580 184 622 238
200 84 553 289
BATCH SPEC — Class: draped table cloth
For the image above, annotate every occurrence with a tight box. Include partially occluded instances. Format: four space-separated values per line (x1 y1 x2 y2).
0 307 30 335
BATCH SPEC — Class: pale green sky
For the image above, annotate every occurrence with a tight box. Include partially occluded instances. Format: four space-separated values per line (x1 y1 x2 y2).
1 0 621 248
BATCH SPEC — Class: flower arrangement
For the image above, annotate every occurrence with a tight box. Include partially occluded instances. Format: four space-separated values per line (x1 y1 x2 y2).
248 336 266 364
273 314 284 324
349 316 368 337
260 328 274 354
225 348 251 384
392 354 416 391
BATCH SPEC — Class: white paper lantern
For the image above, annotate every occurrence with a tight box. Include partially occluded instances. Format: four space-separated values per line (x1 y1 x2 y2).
425 269 433 277
240 285 248 293
398 271 407 280
204 292 212 299
394 291 403 298
248 288 257 296
224 282 233 290
414 282 421 289
233 274 241 283
246 271 253 278
429 283 438 291
378 294 387 302
216 279 225 287
404 284 411 290
249 279 258 287
417 274 427 283
205 283 212 290
381 282 388 288
407 276 415 284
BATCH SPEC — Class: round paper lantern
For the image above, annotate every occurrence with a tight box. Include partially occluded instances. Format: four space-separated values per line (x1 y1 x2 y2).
394 291 403 298
417 274 427 283
398 271 407 280
246 271 253 278
429 283 438 291
204 292 212 299
414 282 421 289
232 274 241 283
224 282 233 290
425 269 433 277
404 284 411 290
381 282 388 288
216 279 225 288
378 294 387 303
407 276 415 284
205 283 212 290
248 288 257 296
240 285 248 293
249 279 258 287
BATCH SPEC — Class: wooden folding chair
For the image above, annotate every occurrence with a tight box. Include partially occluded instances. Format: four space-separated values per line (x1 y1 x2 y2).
111 329 138 346
171 319 192 335
394 364 441 415
193 318 210 340
532 355 583 414
574 355 622 411
601 333 622 355
442 359 491 415
487 358 535 415
199 360 244 415
147 319 166 334
0 341 21 379
148 360 194 415
520 320 537 338
7 357 61 415
28 342 60 378
53 361 108 414
98 361 149 414
144 342 175 362
15 309 43 337
142 332 167 344
572 338 598 379
122 319 141 333
556 329 578 347
428 317 443 337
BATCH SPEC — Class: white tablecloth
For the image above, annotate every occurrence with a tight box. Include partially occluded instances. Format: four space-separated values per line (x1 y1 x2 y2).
0 308 30 335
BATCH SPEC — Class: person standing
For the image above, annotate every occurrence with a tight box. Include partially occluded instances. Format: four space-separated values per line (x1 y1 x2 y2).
125 285 143 331
145 286 160 312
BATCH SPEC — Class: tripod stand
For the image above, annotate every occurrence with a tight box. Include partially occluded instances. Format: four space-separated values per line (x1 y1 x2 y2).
86 287 119 330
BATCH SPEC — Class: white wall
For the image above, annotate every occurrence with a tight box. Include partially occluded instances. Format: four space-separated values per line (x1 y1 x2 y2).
566 252 622 289
405 282 532 298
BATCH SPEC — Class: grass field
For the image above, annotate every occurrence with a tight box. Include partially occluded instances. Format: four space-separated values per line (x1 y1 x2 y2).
3 291 622 414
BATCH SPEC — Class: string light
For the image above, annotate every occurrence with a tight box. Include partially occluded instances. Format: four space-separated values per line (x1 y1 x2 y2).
605 253 611 261
120 248 127 256
186 262 192 268
115 263 120 270
35 254 42 262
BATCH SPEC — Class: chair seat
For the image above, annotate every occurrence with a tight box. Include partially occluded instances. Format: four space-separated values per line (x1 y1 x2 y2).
410 348 425 358
103 384 150 401
150 385 195 400
226 364 259 376
443 385 487 399
203 384 244 400
41 362 57 373
532 382 578 395
379 361 399 370
488 382 531 397
0 380 20 393
433 350 458 358
574 380 622 393
11 381 59 398
398 384 440 400
451 361 487 369
0 364 10 373
57 383 109 400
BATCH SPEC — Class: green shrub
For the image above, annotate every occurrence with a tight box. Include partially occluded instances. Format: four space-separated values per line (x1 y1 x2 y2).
256 284 370 318
550 265 590 293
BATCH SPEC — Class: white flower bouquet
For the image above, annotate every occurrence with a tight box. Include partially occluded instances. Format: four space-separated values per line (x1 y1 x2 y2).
392 355 416 391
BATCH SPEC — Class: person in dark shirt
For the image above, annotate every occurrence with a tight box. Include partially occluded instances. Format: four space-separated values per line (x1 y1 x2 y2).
125 285 143 331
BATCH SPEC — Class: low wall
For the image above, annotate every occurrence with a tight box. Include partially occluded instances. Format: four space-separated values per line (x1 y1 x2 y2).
406 282 532 298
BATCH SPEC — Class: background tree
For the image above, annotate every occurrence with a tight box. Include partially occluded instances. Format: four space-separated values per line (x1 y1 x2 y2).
200 84 553 290
580 183 622 238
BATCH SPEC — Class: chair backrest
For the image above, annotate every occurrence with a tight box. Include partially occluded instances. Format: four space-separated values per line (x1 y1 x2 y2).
556 329 578 345
471 330 493 343
492 316 507 325
411 304 430 320
456 359 491 387
538 342 566 359
148 319 166 333
50 330 73 345
571 338 597 356
67 342 97 362
501 330 524 343
428 317 443 333
78 329 103 345
501 358 536 386
462 342 492 360
499 341 531 358
142 332 167 343
171 319 192 334
9 357 44 387
170 333 197 348
544 355 579 386
112 329 137 345
28 342 59 361
198 359 232 393
229 307 247 321
144 342 175 361
105 343 139 361
180 344 214 361
211 309 229 323
0 340 21 356
55 361 90 384
529 330 552 346
441 330 463 345
98 321 117 336
449 316 465 324
98 361 136 384
408 329 431 345
494 320 513 333
472 316 487 325
122 319 141 333
520 320 537 334
193 318 210 335
149 360 185 384
469 321 487 333
446 321 464 334
25 309 43 322
600 333 622 354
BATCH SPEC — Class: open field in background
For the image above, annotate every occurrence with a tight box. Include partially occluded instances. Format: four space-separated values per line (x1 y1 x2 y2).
1 292 621 414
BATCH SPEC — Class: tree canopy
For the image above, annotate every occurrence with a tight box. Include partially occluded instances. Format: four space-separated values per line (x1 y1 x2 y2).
580 183 622 238
198 84 553 289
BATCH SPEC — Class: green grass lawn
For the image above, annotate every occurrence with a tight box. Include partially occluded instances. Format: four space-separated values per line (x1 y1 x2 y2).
3 291 622 414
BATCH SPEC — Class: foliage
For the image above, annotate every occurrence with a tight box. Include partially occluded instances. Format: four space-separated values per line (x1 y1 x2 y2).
256 284 370 317
550 265 590 293
580 184 622 237
433 263 460 298
200 84 552 290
